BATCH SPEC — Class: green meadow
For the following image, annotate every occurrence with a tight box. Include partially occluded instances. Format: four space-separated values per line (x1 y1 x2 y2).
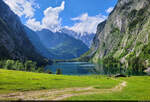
0 69 150 101
66 76 150 100
0 69 119 94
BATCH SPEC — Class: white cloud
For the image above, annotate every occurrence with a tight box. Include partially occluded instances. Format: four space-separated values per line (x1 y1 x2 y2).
4 0 106 34
65 13 107 34
26 1 65 32
4 0 39 18
106 7 114 13
42 1 65 32
26 18 43 31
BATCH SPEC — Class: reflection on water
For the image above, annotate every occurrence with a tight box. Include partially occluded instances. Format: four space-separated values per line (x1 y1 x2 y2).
45 62 102 75
45 62 146 75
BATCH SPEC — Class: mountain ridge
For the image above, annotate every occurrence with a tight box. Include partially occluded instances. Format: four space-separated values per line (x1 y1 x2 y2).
84 0 150 73
60 28 95 48
0 0 51 65
36 29 89 60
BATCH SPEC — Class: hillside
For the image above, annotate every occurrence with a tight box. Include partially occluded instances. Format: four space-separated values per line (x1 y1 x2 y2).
37 29 89 60
60 28 95 48
0 0 49 65
87 0 150 74
24 27 54 59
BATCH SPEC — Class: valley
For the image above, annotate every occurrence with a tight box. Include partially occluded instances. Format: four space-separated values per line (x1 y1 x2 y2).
0 0 150 101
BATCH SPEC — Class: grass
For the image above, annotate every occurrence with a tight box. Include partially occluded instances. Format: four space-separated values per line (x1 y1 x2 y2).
0 69 120 94
66 76 150 101
1 69 149 101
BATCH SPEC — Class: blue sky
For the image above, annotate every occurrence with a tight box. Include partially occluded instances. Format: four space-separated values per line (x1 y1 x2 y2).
4 0 117 34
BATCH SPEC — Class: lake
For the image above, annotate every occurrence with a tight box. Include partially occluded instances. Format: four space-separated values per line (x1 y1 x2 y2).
45 61 146 75
45 62 105 75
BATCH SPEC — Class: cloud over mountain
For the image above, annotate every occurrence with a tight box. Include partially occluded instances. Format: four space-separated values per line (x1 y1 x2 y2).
26 1 65 32
4 0 114 34
65 13 106 34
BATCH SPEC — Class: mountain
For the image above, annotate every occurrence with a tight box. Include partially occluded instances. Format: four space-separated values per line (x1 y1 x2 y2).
0 0 50 65
85 0 150 72
36 29 89 60
60 28 95 48
24 26 54 59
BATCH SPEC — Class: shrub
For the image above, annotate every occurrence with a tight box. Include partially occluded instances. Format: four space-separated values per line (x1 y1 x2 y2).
56 68 62 75
37 66 45 73
25 60 37 72
4 60 15 70
46 69 52 74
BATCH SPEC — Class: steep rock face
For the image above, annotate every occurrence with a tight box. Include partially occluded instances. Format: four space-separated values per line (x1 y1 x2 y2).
92 0 150 67
76 21 106 62
92 21 106 52
37 29 89 60
0 0 48 64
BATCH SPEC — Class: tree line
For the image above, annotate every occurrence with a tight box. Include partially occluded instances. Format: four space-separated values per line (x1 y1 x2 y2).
0 59 62 75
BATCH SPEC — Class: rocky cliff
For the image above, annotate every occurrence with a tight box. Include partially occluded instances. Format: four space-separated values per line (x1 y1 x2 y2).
0 0 49 65
91 0 150 70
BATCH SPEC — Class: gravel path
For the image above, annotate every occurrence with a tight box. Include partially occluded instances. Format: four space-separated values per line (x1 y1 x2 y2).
0 81 127 101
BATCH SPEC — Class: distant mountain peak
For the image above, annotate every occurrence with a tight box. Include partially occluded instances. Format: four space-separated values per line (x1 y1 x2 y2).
36 28 89 60
60 28 95 48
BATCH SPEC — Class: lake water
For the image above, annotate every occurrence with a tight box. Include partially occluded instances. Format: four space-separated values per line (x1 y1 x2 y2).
45 62 104 75
45 62 146 75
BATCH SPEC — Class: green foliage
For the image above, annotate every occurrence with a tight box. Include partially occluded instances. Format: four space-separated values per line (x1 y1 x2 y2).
128 6 149 31
46 69 52 74
0 60 5 68
140 43 150 58
139 42 150 66
4 60 15 70
119 49 128 59
129 9 137 19
99 50 146 75
127 56 146 75
102 42 106 48
25 60 37 72
56 68 62 75
128 19 139 30
110 27 120 34
102 56 124 75
74 48 93 62
125 51 136 60
0 59 44 73
37 66 45 73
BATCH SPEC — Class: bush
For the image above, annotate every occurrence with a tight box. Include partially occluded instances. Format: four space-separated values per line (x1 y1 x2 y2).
46 69 52 74
56 68 62 75
37 66 45 73
25 60 37 72
4 60 15 70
